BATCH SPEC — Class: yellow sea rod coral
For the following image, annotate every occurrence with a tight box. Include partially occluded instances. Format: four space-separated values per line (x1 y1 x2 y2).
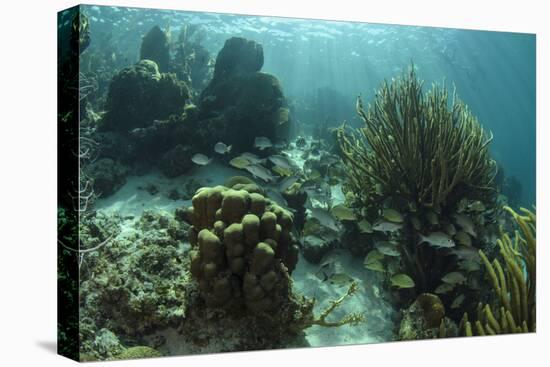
461 206 536 335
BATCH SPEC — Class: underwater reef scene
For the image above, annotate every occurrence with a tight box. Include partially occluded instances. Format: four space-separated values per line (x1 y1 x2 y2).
57 5 536 361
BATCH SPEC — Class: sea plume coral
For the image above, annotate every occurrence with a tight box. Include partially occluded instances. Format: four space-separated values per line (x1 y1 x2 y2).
336 66 498 300
337 66 497 211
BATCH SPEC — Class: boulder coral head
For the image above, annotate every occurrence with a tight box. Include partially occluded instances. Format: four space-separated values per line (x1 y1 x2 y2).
186 184 299 312
198 37 290 151
101 60 190 133
212 37 264 82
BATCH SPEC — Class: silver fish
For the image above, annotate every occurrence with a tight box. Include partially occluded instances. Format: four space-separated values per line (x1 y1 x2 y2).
214 142 232 154
418 232 455 248
254 136 273 150
268 155 293 170
441 271 467 285
328 273 355 286
451 294 465 309
244 164 275 182
309 208 340 232
191 153 212 166
372 221 403 233
375 241 401 257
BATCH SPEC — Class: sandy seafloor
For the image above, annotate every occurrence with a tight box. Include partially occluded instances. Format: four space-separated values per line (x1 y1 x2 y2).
95 162 398 349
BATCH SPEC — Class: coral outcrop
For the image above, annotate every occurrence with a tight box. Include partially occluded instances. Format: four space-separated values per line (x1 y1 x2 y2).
186 185 299 312
101 60 190 133
84 158 129 196
197 37 290 151
398 293 458 340
79 210 190 338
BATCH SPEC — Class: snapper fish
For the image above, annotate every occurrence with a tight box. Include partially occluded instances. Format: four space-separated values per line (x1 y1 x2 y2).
382 208 404 223
441 271 467 285
331 204 356 221
390 274 415 289
266 188 289 207
453 213 477 238
357 219 373 234
245 164 276 182
214 142 232 154
372 221 403 233
278 175 300 192
418 232 455 248
239 152 263 164
328 273 355 287
375 241 400 257
229 157 250 169
268 155 293 171
254 136 273 150
309 208 340 232
191 153 212 166
451 294 466 309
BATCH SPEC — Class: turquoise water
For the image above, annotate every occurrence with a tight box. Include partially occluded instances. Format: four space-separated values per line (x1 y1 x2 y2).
74 4 536 206
61 5 537 359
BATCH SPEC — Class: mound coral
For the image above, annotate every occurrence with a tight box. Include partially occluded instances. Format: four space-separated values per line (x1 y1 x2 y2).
461 206 536 335
186 185 299 312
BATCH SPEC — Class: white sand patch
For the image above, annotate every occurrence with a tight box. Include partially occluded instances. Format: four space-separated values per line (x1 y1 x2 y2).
293 251 397 346
95 163 246 217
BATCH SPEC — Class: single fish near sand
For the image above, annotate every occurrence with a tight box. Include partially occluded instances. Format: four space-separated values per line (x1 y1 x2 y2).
418 232 455 248
214 142 232 154
191 153 212 166
328 273 355 286
254 136 273 150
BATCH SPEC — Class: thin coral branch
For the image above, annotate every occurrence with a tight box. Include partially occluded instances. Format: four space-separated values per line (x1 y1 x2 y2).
311 281 366 328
